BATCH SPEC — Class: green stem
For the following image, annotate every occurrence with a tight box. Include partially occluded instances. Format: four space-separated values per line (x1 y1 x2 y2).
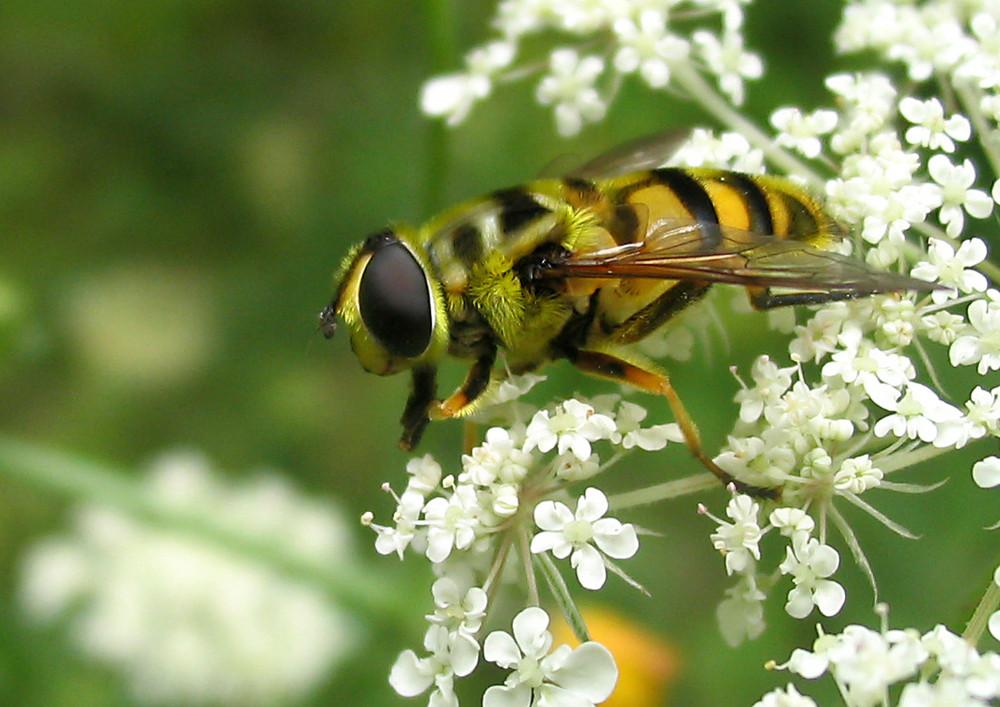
608 472 719 510
875 442 956 474
535 552 590 643
955 81 1000 178
672 65 827 189
0 435 414 625
963 573 1000 646
951 80 1000 284
421 0 458 213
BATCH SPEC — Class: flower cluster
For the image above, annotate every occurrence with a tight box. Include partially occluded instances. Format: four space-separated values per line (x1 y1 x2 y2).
686 0 1000 653
19 452 357 704
392 0 1000 702
759 621 1000 706
368 393 682 705
420 0 762 136
701 496 846 647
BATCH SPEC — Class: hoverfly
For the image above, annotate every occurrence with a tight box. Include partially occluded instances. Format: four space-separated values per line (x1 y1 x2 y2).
320 134 937 495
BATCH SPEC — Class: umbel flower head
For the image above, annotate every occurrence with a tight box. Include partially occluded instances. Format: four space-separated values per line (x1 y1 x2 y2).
367 0 1000 702
368 392 684 704
19 452 358 704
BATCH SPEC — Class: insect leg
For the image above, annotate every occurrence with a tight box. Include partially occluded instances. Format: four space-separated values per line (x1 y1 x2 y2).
431 344 498 419
400 366 437 451
748 286 856 310
609 281 711 344
567 348 780 498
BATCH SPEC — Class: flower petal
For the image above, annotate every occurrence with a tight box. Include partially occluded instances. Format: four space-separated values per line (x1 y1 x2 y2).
534 500 573 531
592 519 639 559
530 530 570 557
511 606 552 656
484 630 521 669
483 682 532 707
576 488 609 522
388 650 434 697
571 544 607 590
813 580 846 617
549 641 618 702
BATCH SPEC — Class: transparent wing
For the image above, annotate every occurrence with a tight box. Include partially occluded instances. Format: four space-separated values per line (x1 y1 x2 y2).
539 219 938 296
568 131 691 180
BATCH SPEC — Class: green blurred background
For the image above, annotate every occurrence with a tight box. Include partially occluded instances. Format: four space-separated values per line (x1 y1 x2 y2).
0 0 996 704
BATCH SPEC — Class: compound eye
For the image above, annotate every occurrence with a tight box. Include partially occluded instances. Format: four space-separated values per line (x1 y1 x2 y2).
358 237 433 358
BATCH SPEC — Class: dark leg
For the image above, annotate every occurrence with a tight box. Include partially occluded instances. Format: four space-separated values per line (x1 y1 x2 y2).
609 281 711 344
400 366 437 451
748 286 858 310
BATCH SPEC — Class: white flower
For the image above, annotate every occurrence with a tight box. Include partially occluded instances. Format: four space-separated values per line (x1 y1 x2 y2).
782 625 927 704
883 7 971 80
735 355 796 423
19 452 357 704
973 456 1000 489
753 683 819 707
832 626 925 703
833 455 883 494
461 427 532 486
714 433 796 489
489 481 521 519
920 309 966 345
717 574 767 647
873 381 966 448
898 678 987 706
670 128 764 172
992 566 1000 642
708 494 762 575
692 28 763 105
612 401 683 450
552 452 602 482
536 49 607 136
899 96 971 152
911 237 989 304
764 378 864 443
524 399 616 461
612 10 690 88
426 577 488 636
771 107 838 158
825 72 897 152
422 484 481 563
928 154 993 237
483 606 617 707
951 295 1000 374
778 534 845 618
769 507 815 537
530 487 639 590
789 305 851 363
966 386 1000 440
420 42 515 125
406 453 443 496
389 624 478 705
821 332 913 409
372 488 424 559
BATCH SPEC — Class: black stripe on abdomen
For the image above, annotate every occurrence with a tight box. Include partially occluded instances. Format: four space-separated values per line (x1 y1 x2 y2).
720 172 774 235
649 168 720 248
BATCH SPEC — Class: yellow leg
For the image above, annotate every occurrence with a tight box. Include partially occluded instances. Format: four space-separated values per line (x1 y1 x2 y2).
569 349 780 498
430 349 497 420
463 420 479 456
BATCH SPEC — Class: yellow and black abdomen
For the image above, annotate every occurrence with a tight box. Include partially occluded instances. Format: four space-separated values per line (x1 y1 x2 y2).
601 167 843 246
579 168 845 342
